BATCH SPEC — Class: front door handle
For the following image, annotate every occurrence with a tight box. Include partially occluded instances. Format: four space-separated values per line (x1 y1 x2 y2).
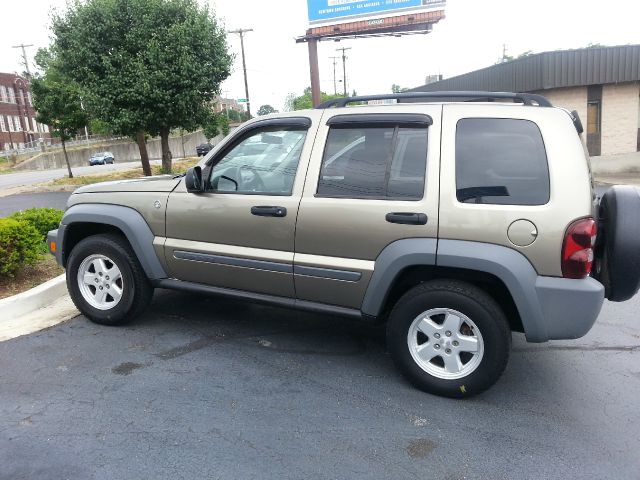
385 212 428 225
251 206 287 217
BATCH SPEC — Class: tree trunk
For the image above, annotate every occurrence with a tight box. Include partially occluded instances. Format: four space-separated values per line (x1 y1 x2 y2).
136 130 152 176
61 139 73 179
160 127 172 173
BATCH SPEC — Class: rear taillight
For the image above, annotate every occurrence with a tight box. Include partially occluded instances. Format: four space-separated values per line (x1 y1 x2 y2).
562 218 597 279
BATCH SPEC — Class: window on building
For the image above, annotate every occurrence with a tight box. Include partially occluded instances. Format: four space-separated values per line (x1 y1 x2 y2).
14 116 22 131
587 101 601 135
8 87 16 103
31 117 37 132
456 118 550 206
0 116 6 132
24 116 29 131
0 86 6 102
27 91 33 106
317 123 428 200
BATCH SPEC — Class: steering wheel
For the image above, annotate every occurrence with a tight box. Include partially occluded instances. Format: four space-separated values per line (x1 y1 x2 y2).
239 165 267 191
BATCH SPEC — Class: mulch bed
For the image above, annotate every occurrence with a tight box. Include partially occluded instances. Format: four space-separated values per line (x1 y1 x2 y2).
0 255 64 300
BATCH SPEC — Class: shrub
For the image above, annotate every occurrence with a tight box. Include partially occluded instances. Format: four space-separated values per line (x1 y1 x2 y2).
0 218 41 277
10 208 64 241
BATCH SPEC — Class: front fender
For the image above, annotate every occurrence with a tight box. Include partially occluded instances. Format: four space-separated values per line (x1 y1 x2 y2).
58 203 167 280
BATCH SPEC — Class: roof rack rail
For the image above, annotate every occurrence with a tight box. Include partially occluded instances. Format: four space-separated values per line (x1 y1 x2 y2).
315 91 553 109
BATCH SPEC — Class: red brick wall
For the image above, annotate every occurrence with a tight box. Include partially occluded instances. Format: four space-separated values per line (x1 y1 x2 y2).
0 72 52 151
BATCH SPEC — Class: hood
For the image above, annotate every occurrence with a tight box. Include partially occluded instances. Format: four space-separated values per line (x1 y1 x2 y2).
73 175 182 194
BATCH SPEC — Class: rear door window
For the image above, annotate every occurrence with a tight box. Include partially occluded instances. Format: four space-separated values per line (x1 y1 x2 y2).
317 125 428 200
455 118 549 205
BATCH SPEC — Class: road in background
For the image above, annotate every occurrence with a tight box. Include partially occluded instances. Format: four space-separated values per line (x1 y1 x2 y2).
0 192 72 216
0 160 161 191
0 288 638 479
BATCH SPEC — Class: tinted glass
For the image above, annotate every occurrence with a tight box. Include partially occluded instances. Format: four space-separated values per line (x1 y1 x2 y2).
317 126 427 199
388 128 429 198
209 128 307 195
455 118 549 205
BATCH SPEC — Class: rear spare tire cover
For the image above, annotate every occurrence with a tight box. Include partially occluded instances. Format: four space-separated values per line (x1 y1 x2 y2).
596 186 640 301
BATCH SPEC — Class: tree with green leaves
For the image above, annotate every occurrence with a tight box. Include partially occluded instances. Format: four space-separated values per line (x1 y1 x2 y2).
50 0 232 174
391 84 410 93
257 104 277 116
31 62 88 179
227 109 242 123
288 87 342 111
202 110 230 140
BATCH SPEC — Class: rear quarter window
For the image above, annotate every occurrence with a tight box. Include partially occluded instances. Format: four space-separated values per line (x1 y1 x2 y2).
455 118 549 205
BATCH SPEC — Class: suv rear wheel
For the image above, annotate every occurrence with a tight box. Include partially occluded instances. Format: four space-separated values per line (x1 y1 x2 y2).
387 280 511 398
67 234 153 325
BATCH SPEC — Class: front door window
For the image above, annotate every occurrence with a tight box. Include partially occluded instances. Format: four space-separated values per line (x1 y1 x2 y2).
209 128 307 195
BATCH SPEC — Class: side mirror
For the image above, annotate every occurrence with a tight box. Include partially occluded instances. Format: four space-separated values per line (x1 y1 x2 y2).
185 166 203 193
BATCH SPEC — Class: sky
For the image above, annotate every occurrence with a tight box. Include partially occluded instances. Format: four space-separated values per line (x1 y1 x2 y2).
1 0 639 112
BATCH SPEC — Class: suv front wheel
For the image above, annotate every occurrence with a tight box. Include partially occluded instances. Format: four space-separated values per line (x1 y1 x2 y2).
387 280 511 398
67 234 154 325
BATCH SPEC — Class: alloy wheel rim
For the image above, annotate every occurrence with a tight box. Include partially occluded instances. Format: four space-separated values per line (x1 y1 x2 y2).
77 254 124 310
407 308 484 380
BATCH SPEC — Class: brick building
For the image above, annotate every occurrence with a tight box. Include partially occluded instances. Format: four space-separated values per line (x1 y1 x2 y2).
0 72 52 152
213 97 244 114
410 45 640 156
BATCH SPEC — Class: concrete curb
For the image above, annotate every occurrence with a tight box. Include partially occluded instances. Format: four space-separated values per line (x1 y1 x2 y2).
0 274 80 342
0 273 69 318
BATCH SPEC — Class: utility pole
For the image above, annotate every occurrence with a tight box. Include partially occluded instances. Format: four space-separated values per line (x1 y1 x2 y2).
228 28 253 118
336 47 351 96
12 44 34 77
329 56 340 95
308 39 321 107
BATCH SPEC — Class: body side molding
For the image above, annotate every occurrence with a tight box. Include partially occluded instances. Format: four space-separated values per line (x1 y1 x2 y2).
174 250 293 274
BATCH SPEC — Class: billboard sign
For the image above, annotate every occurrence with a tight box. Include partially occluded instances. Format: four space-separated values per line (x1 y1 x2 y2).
307 0 445 25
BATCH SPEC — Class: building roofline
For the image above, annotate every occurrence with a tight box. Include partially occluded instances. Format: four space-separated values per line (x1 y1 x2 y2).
410 44 640 93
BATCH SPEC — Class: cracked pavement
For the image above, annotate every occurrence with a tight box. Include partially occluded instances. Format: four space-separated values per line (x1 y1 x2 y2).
1 288 639 479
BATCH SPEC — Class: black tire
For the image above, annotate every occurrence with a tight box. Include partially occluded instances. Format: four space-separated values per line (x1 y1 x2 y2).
595 186 640 301
66 234 154 325
386 280 511 398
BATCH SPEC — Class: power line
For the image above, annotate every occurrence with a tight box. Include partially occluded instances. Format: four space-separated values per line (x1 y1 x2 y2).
228 28 253 117
335 47 351 96
12 44 34 77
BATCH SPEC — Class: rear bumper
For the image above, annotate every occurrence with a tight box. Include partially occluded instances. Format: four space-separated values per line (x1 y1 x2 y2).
532 276 604 341
432 240 605 343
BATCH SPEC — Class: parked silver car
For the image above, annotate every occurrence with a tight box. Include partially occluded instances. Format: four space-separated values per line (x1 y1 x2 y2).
88 152 115 166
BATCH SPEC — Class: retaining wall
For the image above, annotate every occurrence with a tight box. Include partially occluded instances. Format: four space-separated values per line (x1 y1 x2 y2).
14 130 217 171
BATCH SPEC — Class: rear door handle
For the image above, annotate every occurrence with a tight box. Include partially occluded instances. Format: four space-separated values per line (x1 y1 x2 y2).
251 206 287 217
385 212 428 225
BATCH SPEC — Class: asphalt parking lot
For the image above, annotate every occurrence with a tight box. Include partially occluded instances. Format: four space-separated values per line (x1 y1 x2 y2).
1 288 639 480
